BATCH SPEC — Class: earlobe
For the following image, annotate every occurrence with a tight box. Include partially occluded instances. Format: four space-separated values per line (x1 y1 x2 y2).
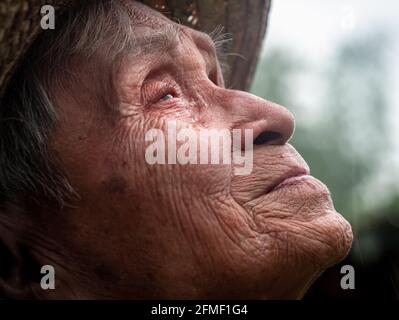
0 200 47 299
0 278 33 299
0 238 40 299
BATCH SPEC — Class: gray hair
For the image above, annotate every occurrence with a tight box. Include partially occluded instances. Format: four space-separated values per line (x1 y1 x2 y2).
0 0 137 208
0 0 231 208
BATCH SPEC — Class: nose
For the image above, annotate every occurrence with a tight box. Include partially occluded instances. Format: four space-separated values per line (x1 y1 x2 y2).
214 89 295 146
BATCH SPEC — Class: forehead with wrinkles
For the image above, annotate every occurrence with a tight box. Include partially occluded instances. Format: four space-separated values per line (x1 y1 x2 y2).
47 2 184 103
60 3 220 102
113 4 216 60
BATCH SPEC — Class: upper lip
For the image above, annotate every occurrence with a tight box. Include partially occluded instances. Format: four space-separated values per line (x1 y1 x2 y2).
230 145 311 204
269 166 310 193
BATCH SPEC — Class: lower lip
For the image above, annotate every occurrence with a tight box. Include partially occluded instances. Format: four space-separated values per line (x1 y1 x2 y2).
272 174 311 191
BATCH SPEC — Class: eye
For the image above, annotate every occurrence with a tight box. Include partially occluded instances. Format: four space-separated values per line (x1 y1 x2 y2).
155 85 178 104
141 79 179 106
160 93 175 101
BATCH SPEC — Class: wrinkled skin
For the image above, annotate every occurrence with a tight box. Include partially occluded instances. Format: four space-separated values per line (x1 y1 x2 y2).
0 2 352 299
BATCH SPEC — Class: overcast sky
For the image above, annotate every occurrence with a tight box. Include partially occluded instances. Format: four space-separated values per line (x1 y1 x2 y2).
264 0 399 59
262 0 399 121
259 0 399 202
263 3 399 139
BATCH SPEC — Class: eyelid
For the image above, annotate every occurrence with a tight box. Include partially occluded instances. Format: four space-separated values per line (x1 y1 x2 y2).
195 33 218 58
197 44 223 87
201 51 223 87
141 80 179 106
198 36 221 66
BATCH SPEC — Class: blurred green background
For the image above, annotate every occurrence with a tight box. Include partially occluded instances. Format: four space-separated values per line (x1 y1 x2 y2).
251 0 399 298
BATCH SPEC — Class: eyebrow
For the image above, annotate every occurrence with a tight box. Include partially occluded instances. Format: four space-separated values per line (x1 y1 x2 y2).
194 32 220 60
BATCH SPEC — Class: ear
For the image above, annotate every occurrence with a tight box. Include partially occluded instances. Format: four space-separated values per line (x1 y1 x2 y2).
0 227 42 299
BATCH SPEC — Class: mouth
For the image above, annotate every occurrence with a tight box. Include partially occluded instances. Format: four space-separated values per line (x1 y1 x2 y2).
271 174 310 192
269 167 310 193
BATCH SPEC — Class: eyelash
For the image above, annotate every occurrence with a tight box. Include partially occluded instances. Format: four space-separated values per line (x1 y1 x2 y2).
156 85 178 103
143 81 179 106
143 66 221 107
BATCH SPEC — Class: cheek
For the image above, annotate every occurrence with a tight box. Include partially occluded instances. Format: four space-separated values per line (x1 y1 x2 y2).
51 107 142 204
54 100 234 214
140 115 234 196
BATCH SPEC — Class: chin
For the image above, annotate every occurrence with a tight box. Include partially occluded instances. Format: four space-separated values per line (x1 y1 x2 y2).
246 176 353 296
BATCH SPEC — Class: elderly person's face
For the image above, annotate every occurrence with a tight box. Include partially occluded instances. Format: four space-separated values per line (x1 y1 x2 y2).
6 2 352 298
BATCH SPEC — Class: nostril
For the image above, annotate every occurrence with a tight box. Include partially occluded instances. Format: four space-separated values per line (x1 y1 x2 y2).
254 131 282 146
